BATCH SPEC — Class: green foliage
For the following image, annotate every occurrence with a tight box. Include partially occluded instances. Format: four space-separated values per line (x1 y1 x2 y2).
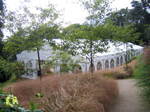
111 23 140 67
134 47 150 110
4 36 26 56
104 73 114 78
50 51 83 73
0 40 4 59
60 22 129 73
0 74 16 88
61 23 113 56
113 23 141 43
4 3 60 79
0 87 42 112
106 0 150 45
12 61 26 79
30 101 38 112
0 58 13 83
0 58 26 83
80 0 111 25
4 4 60 56
0 0 4 38
103 69 132 79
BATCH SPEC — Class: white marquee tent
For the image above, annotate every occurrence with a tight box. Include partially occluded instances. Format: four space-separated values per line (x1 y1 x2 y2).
17 39 143 79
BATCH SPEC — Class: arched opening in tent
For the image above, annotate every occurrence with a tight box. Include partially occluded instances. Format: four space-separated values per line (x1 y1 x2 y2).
120 56 123 65
125 55 127 62
26 60 32 69
138 52 140 55
110 59 114 68
73 64 82 74
135 52 138 56
44 60 54 73
89 63 95 72
127 54 130 61
20 60 25 69
60 63 69 73
26 60 33 76
36 60 46 68
105 60 109 69
131 53 133 58
116 57 119 67
97 62 102 70
36 60 48 75
41 60 46 65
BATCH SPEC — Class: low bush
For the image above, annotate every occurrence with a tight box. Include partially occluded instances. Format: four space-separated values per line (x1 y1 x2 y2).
3 73 119 112
0 59 26 83
127 56 137 63
134 46 150 110
0 59 12 83
98 60 136 79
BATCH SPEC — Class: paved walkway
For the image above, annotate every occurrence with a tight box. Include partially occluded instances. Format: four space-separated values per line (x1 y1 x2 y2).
108 79 150 112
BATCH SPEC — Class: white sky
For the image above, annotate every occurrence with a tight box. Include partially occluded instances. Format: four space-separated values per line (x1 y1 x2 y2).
5 0 133 25
3 0 134 38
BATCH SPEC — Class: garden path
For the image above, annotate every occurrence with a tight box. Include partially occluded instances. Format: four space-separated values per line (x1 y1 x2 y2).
108 79 150 112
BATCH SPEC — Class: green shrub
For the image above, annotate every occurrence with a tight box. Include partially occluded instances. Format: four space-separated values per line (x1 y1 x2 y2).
104 73 114 78
12 61 26 79
0 87 42 112
102 64 134 79
0 59 12 83
134 47 150 110
0 59 26 83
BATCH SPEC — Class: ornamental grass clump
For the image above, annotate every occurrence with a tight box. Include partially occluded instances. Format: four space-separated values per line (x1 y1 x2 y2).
4 73 119 112
99 59 136 79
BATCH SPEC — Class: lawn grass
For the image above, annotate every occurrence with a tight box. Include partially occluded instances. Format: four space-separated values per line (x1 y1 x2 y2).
0 74 17 88
126 74 137 79
0 74 29 88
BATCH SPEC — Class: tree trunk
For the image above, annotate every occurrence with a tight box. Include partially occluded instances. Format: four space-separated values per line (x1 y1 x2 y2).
125 43 128 68
37 47 42 81
90 39 93 74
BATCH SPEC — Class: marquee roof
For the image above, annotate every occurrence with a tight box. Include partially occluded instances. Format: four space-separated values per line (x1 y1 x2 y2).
17 39 143 61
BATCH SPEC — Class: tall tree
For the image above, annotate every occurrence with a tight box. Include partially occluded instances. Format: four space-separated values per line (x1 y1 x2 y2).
70 0 111 73
0 0 4 58
49 51 83 73
106 8 132 27
0 0 4 38
4 3 60 80
58 0 122 73
59 23 119 73
131 0 150 44
141 0 150 11
116 24 140 67
80 0 111 25
106 0 150 44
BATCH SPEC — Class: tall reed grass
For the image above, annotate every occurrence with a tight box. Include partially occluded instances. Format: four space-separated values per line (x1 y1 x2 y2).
97 60 137 79
4 72 119 112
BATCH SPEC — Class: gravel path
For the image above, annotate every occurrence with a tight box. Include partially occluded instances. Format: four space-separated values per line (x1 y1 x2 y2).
108 79 150 112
